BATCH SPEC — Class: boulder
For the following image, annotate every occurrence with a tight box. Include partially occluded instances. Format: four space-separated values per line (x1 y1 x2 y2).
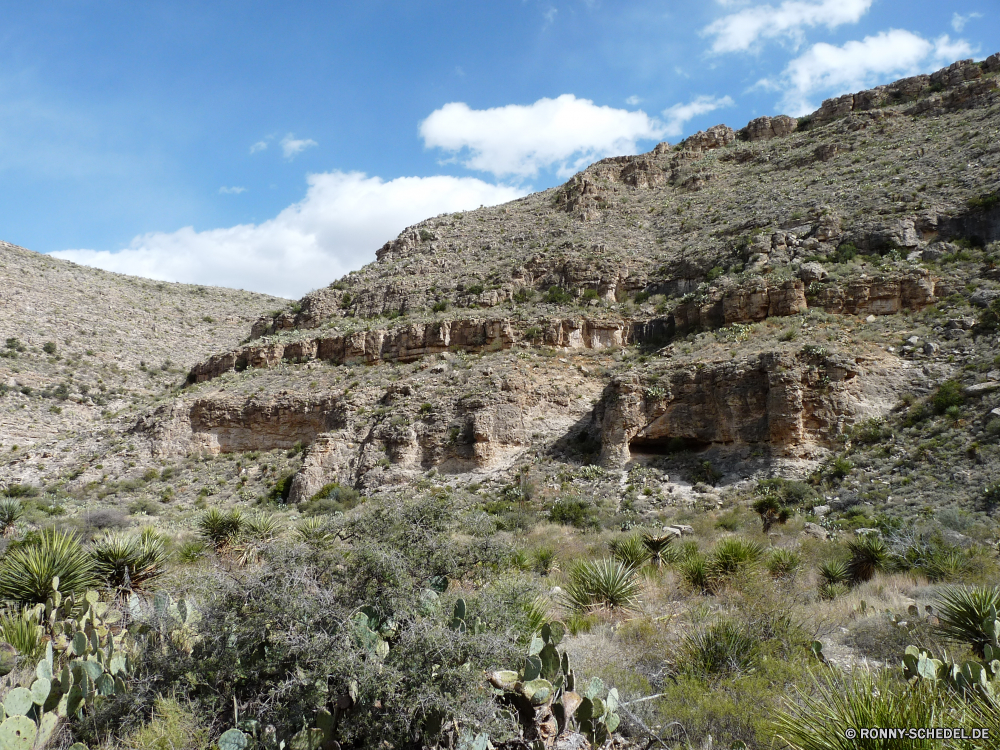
970 290 1000 308
812 505 831 517
798 262 828 283
965 381 1000 396
802 522 828 540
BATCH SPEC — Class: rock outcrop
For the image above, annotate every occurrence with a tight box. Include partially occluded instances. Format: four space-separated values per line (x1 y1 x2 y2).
597 350 905 467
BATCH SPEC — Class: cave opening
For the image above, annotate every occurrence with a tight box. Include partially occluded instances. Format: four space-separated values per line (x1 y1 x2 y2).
628 435 712 456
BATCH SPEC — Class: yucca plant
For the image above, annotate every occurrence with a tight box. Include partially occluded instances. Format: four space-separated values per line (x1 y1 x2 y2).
198 508 244 552
766 547 802 579
0 609 43 658
0 528 97 604
608 535 651 569
523 596 549 633
177 540 207 563
562 558 641 612
295 517 334 549
846 533 889 583
678 553 711 594
933 585 1000 657
509 548 532 571
0 498 23 537
235 511 282 566
532 546 558 575
818 559 850 586
708 537 765 580
91 529 168 594
641 533 679 568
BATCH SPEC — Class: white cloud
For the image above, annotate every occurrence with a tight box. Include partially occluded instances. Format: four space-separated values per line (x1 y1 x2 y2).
766 30 975 115
704 0 873 53
52 172 524 299
952 12 983 32
249 140 268 154
625 95 643 105
420 94 666 178
219 186 246 194
280 134 318 159
662 95 735 137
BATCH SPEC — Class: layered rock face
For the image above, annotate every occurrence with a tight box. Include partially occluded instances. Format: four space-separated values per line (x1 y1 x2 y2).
597 350 906 467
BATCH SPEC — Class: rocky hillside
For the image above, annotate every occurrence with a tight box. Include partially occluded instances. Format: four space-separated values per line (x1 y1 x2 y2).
1 54 999 530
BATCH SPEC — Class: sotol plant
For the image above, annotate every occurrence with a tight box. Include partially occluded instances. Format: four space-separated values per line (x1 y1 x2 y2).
562 559 641 612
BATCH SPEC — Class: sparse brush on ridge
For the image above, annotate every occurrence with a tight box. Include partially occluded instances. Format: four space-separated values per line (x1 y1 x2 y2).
562 559 641 612
91 528 168 594
0 527 97 604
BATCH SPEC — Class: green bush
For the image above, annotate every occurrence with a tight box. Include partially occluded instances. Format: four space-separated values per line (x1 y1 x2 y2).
549 498 599 529
708 537 764 581
931 380 965 415
42 341 57 355
268 472 295 502
301 482 361 515
91 529 168 593
543 285 573 305
198 508 244 552
766 548 801 578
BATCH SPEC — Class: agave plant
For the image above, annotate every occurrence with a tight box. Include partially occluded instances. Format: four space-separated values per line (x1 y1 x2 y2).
198 508 245 552
0 497 23 537
608 535 651 569
933 584 1000 657
91 529 168 594
641 533 679 568
0 528 97 604
846 533 889 583
708 537 765 580
0 609 42 658
562 559 641 612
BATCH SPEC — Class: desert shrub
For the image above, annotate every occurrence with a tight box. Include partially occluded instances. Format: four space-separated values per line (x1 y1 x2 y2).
532 546 558 575
1 484 38 499
117 697 209 750
543 285 573 305
931 380 965 414
268 472 296 503
562 559 641 612
0 528 98 604
177 540 207 564
431 301 448 313
549 498 599 529
112 516 530 750
850 416 893 445
300 482 361 515
829 456 854 480
42 341 57 354
79 507 128 538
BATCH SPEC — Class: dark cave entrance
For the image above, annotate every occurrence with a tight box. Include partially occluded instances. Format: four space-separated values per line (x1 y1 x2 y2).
628 435 712 456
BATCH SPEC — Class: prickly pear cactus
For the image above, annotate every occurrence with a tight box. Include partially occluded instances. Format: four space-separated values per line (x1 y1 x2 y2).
217 728 249 750
487 621 621 747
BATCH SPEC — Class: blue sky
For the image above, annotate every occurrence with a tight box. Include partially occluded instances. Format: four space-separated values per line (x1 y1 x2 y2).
0 1 994 298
